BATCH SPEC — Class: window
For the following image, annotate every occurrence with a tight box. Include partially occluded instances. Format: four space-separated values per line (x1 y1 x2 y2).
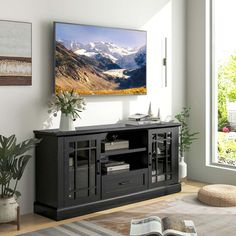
211 0 236 166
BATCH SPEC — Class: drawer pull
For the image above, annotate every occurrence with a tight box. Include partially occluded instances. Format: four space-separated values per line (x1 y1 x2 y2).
118 181 130 185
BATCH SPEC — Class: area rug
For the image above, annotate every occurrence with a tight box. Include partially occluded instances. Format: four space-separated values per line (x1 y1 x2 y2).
19 221 122 236
87 194 236 236
20 194 236 236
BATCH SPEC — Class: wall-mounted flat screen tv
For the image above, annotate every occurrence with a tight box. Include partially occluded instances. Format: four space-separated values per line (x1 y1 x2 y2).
54 22 147 95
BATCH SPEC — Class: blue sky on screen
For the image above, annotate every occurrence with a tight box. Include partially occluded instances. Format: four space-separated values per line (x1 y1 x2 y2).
55 23 146 48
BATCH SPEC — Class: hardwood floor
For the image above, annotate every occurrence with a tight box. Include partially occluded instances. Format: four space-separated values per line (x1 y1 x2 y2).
0 181 205 236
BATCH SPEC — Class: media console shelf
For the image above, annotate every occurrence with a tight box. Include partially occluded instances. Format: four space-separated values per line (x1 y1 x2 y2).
34 122 181 220
101 147 147 157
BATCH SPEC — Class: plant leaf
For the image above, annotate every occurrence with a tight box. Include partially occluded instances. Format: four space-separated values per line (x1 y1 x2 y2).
0 134 40 197
12 155 32 180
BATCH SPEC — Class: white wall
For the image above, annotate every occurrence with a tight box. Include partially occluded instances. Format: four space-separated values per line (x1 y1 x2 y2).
172 0 186 114
186 0 236 184
0 0 186 214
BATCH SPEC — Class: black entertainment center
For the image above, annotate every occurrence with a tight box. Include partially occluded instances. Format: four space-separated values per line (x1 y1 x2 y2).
34 122 181 220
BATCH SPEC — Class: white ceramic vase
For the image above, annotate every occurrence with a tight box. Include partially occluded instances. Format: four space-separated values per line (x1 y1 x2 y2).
0 197 18 223
59 113 75 131
179 156 187 180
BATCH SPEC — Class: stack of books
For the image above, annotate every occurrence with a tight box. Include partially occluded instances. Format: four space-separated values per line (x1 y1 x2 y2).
102 160 130 174
126 113 161 126
102 139 129 151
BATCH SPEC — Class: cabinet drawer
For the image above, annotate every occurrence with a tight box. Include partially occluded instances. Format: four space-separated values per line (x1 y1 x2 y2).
102 169 148 199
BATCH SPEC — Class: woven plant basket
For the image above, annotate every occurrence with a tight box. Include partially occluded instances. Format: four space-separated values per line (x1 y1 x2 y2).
0 197 18 223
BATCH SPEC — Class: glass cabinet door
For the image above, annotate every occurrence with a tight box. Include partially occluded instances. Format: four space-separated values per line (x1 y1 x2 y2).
64 135 101 205
148 128 178 188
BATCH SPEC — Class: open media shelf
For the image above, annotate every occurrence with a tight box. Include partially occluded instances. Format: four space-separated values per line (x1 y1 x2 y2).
101 147 147 157
34 122 181 220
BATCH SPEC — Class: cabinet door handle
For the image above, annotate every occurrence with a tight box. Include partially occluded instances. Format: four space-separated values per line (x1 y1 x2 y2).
96 160 101 174
149 156 152 166
118 181 130 185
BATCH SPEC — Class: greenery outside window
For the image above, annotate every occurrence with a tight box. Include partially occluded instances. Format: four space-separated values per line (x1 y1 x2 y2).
211 0 236 166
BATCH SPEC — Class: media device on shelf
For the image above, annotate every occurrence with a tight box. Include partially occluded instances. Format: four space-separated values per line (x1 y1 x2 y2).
53 22 147 96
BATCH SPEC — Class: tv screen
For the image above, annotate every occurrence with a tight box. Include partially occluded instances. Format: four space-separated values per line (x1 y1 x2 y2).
54 22 147 95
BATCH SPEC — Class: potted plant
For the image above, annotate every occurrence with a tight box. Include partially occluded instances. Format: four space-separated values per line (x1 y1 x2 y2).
175 107 199 180
48 90 86 131
0 134 40 227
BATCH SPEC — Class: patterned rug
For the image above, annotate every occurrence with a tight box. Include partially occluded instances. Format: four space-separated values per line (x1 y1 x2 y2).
87 194 236 236
19 221 121 236
20 194 236 236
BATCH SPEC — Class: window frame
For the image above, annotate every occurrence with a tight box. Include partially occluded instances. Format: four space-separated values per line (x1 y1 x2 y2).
210 0 236 169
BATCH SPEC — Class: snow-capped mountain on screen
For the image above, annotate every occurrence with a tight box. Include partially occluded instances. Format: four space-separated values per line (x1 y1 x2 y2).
57 39 84 52
134 46 146 67
55 40 146 95
59 39 146 69
83 41 137 60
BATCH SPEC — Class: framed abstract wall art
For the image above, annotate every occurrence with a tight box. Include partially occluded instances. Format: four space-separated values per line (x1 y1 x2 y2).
54 22 146 95
0 20 32 85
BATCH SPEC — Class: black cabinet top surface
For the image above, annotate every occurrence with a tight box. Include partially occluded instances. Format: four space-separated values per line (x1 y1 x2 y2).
34 122 180 137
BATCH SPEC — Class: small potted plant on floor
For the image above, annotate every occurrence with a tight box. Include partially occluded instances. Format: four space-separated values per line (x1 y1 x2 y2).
0 134 40 229
175 107 199 180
